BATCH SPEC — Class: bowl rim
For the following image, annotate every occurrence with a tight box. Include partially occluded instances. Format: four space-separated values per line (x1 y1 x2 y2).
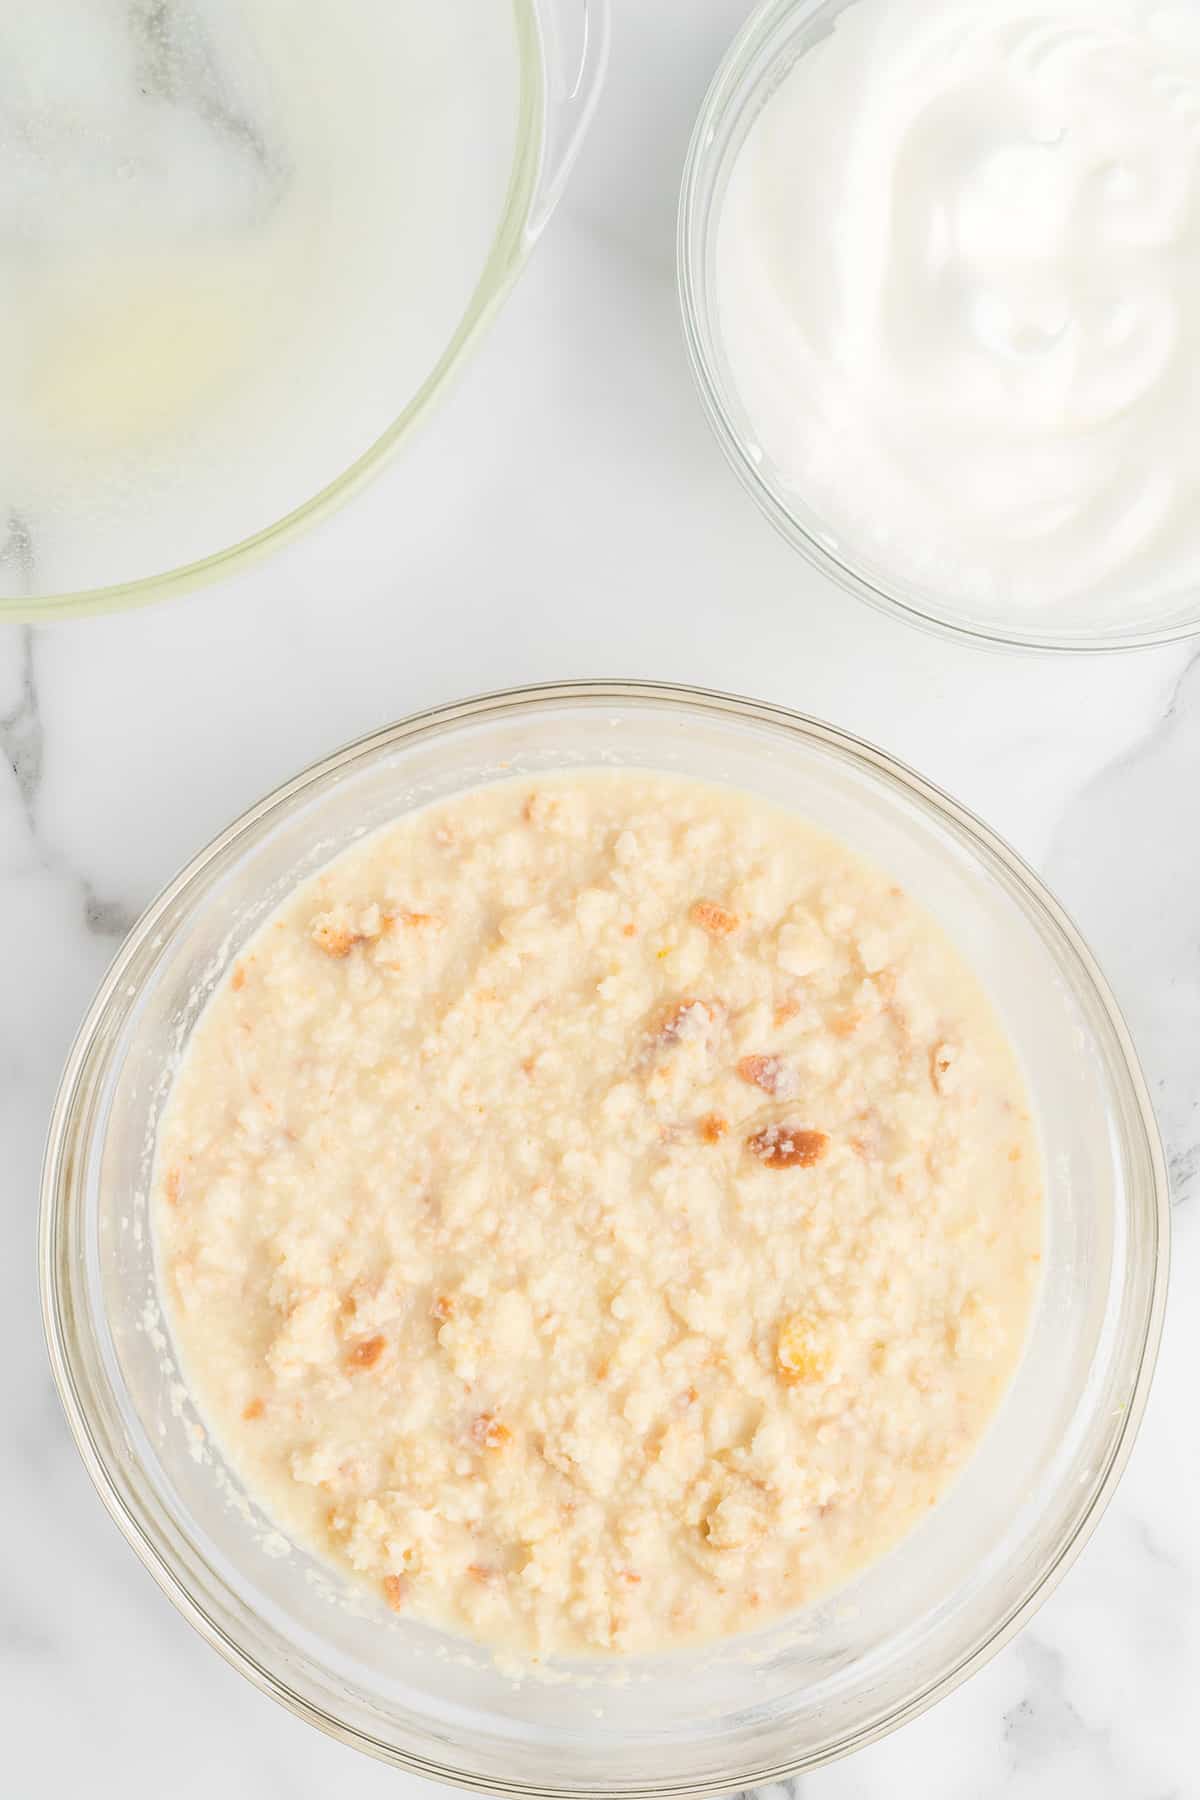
39 678 1171 1795
3 1 545 623
676 0 1200 656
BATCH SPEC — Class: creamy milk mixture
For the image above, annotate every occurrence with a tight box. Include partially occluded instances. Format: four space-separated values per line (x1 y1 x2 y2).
717 0 1200 621
155 775 1042 1657
0 0 520 597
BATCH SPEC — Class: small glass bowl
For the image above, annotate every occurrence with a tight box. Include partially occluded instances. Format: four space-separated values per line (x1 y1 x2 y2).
678 0 1200 653
41 683 1168 1793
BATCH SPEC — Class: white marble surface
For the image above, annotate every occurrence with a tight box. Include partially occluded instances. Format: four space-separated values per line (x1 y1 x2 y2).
3 3 1196 1795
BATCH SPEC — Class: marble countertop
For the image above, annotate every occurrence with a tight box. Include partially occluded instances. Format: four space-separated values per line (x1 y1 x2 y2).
4 3 1196 1795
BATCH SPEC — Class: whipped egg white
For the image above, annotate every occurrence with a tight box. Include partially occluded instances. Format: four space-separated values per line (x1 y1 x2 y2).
717 0 1200 624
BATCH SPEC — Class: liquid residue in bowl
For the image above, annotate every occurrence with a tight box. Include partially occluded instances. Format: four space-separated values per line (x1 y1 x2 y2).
0 0 523 599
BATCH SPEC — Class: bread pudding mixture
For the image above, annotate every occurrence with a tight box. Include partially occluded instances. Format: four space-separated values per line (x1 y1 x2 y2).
154 774 1042 1656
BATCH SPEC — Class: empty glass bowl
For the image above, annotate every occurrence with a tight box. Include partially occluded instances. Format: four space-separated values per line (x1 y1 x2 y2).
41 683 1168 1791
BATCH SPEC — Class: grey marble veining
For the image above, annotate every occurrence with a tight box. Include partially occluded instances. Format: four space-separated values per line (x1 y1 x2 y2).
129 0 288 204
2 2 1197 1796
0 626 140 941
0 628 42 831
1047 647 1200 1211
0 516 35 595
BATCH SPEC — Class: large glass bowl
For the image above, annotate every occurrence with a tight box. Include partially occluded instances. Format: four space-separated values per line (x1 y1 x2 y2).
41 682 1168 1793
3 0 607 621
678 0 1200 653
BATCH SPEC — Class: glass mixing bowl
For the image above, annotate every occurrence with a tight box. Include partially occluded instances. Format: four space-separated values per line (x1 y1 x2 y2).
678 0 1200 653
2 0 607 621
41 683 1168 1792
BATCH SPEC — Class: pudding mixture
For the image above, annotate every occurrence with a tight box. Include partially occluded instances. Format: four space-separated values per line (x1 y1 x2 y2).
155 774 1042 1656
